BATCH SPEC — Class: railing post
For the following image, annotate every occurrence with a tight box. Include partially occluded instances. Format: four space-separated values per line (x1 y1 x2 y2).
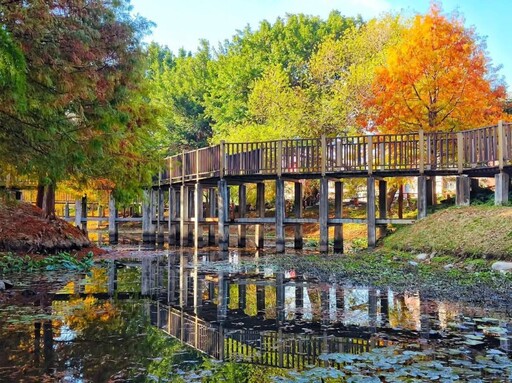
196 149 200 180
181 151 185 183
457 132 464 174
220 141 226 178
277 140 283 177
321 135 326 176
498 120 504 170
419 129 425 174
367 135 373 175
169 156 173 183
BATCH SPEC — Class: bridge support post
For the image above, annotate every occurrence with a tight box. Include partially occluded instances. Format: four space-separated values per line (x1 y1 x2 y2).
218 179 229 251
367 177 376 248
187 188 195 244
378 180 387 239
294 181 304 249
255 182 265 248
319 177 329 253
194 183 204 248
208 188 217 245
334 181 343 253
238 184 247 247
108 192 118 245
156 188 165 247
180 185 189 246
495 172 510 206
168 187 177 245
417 176 428 219
275 178 286 253
455 175 470 206
142 189 155 245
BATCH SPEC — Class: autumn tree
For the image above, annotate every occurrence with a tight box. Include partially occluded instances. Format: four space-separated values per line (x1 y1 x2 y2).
367 4 506 133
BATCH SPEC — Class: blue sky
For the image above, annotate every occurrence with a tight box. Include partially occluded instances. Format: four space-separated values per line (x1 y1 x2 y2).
130 0 511 91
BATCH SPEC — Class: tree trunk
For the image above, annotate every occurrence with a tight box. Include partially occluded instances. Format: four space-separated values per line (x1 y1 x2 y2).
40 184 56 219
36 184 45 209
398 183 404 219
386 185 398 216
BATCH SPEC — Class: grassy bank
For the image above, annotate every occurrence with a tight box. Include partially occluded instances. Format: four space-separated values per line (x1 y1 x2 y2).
383 205 512 259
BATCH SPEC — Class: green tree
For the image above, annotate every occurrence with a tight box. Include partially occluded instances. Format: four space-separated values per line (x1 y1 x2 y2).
0 0 157 214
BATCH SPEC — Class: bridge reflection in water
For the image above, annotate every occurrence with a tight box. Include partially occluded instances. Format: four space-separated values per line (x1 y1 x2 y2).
51 250 512 370
132 251 404 368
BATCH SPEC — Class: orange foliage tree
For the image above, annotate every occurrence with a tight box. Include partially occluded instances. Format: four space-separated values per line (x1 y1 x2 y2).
367 4 506 133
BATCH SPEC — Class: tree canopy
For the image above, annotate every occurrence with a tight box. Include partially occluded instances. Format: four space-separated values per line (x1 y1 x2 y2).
365 4 506 133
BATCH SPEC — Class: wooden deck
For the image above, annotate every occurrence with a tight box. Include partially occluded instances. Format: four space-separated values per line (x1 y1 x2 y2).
162 122 512 185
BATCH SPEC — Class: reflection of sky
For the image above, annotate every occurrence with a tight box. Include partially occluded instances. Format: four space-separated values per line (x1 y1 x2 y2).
329 285 337 321
284 286 296 320
344 289 369 326
302 287 312 320
54 324 77 342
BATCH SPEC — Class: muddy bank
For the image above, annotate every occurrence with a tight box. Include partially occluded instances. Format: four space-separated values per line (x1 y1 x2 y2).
0 201 90 253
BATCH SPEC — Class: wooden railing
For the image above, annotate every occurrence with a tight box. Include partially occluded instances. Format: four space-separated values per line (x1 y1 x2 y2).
161 122 512 184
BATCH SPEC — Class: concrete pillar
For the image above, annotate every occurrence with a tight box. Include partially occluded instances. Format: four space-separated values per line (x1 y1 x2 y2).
142 189 154 245
333 181 343 253
218 180 229 251
367 177 376 248
238 184 247 247
156 188 165 247
455 175 470 206
495 172 510 206
255 182 265 249
168 187 177 245
319 177 329 253
108 193 118 245
294 182 303 249
180 185 189 246
208 188 217 245
194 183 204 248
378 180 387 239
417 176 428 219
74 198 83 230
275 178 285 253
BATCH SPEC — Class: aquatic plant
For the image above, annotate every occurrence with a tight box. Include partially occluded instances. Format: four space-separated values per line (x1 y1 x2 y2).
0 251 94 273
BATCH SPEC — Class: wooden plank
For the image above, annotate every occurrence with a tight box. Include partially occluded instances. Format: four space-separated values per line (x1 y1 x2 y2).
457 132 464 173
419 129 425 173
367 135 373 175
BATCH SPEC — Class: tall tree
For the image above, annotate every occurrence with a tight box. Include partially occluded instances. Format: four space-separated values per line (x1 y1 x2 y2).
147 41 213 152
0 0 156 215
206 12 362 142
366 4 506 133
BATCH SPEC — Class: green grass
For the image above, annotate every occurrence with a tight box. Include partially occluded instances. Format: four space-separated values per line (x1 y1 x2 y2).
383 205 512 259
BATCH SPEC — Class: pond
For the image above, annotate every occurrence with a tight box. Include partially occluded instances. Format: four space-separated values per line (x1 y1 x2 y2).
1 248 512 382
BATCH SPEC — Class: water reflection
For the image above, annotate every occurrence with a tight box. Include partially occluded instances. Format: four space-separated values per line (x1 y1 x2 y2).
119 249 512 370
2 248 512 382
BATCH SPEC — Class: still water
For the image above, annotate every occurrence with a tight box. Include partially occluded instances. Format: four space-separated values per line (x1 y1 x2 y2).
1 249 512 382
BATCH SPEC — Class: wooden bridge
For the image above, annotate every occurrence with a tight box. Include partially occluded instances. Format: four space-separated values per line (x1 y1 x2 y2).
108 122 512 252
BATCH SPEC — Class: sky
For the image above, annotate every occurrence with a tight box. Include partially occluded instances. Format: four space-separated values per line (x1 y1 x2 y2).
130 0 511 90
